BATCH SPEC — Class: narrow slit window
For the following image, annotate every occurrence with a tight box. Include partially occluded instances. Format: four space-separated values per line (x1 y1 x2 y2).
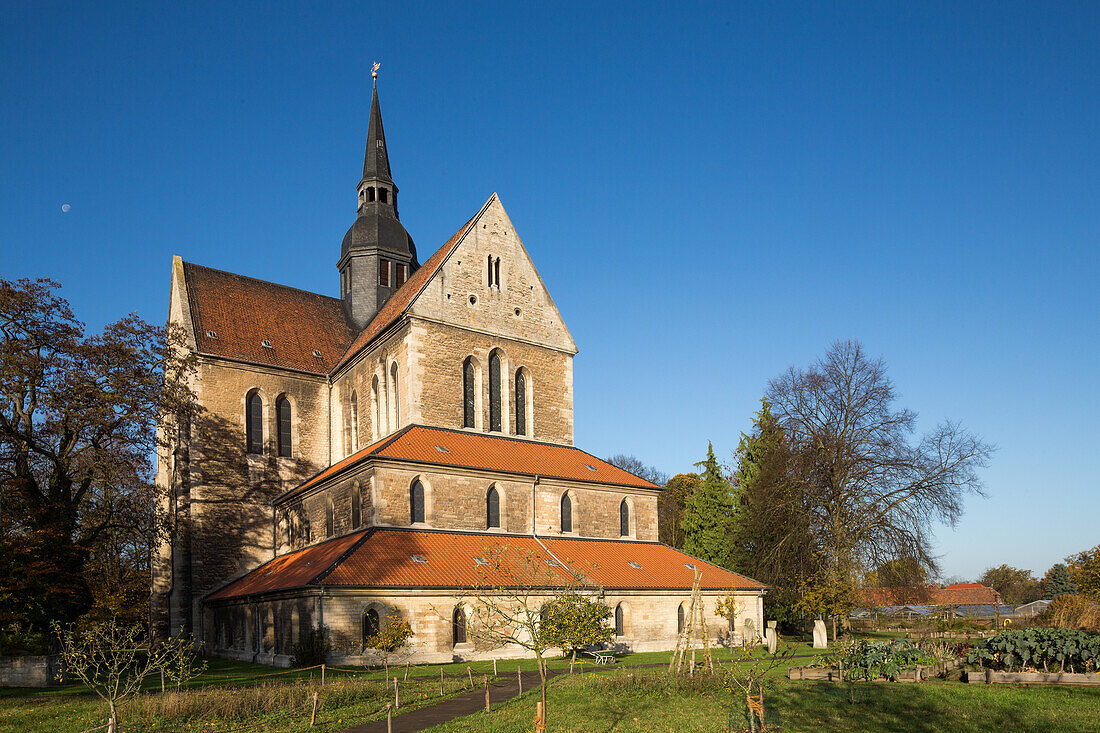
615 605 624 636
620 499 630 537
395 263 406 287
379 258 390 287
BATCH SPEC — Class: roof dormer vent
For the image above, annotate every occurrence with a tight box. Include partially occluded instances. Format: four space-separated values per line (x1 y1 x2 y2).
206 330 217 339
312 349 322 358
261 340 273 349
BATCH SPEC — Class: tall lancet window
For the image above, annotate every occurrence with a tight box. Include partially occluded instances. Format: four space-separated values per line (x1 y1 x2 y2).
276 396 292 457
620 499 630 537
246 391 263 455
410 480 425 524
390 362 400 427
514 370 527 436
463 358 475 428
349 391 359 452
486 487 500 529
488 351 502 432
560 493 572 533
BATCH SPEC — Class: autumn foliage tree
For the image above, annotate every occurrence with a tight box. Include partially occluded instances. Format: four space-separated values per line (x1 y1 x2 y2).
0 278 193 633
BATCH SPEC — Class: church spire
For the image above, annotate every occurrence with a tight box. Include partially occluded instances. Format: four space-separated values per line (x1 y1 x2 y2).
339 64 419 330
362 69 392 183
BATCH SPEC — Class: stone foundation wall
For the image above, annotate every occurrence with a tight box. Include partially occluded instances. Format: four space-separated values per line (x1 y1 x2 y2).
0 656 63 687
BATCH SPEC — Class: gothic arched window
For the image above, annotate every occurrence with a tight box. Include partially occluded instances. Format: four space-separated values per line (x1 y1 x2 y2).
390 362 400 427
615 604 625 636
452 606 467 646
515 370 527 436
246 390 263 455
487 487 500 529
410 480 425 524
351 483 362 528
463 358 475 428
276 395 292 457
488 351 502 432
325 497 335 538
560 493 572 533
620 499 630 537
677 603 686 634
371 375 381 439
349 391 359 451
362 608 379 645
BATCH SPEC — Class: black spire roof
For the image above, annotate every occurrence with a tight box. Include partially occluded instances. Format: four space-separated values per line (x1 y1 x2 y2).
361 82 391 183
340 78 417 265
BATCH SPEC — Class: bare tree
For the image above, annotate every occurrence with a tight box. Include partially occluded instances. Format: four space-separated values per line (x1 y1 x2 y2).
605 454 669 486
444 543 601 722
766 340 992 610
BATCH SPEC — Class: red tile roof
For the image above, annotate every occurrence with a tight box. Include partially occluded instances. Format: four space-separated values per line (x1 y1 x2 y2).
861 584 1002 607
277 425 660 503
333 213 478 371
183 263 356 374
205 527 766 601
205 532 364 601
182 204 480 376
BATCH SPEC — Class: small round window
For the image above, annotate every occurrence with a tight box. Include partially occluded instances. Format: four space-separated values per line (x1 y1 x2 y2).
469 294 478 306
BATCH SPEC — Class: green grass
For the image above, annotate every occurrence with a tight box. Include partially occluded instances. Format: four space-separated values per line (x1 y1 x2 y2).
426 669 1100 732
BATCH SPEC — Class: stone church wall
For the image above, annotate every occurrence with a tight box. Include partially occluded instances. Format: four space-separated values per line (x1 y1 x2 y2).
274 462 660 544
206 588 765 667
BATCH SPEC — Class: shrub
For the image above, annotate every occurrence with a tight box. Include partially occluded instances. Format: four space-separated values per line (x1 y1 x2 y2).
1035 594 1100 633
832 639 937 681
290 627 331 668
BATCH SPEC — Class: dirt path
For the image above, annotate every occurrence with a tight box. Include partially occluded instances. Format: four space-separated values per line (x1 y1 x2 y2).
339 667 559 733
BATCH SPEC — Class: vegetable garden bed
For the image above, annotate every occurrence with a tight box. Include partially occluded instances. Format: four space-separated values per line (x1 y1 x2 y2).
966 669 1100 686
789 659 959 683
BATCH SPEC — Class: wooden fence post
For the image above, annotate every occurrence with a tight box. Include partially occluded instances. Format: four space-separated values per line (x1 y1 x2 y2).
535 701 546 732
484 675 490 712
467 665 473 688
493 658 497 675
518 664 522 695
386 702 393 733
394 676 400 709
310 691 319 727
405 661 410 681
440 666 444 696
321 664 326 687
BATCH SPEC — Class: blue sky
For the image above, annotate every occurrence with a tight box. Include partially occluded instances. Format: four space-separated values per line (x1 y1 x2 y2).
2 1 1097 581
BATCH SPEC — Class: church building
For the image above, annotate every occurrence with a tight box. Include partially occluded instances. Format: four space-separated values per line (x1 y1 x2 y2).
151 78 765 665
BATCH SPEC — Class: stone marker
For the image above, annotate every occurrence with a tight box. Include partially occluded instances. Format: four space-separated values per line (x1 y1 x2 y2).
812 619 828 649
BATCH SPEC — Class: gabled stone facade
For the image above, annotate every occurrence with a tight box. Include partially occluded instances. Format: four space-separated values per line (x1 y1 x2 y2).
152 81 765 662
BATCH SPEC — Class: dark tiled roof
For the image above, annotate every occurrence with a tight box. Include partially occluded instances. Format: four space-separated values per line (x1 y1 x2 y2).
205 527 766 601
183 263 356 374
276 425 660 503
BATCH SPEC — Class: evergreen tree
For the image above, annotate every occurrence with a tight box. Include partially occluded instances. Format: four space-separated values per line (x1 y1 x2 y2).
681 443 735 568
1043 563 1077 599
729 398 812 622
